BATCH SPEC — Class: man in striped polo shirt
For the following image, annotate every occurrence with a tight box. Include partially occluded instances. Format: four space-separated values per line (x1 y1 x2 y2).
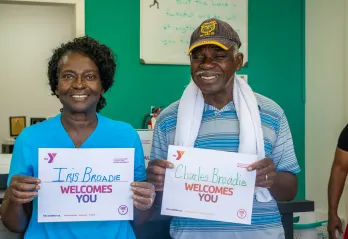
146 18 300 239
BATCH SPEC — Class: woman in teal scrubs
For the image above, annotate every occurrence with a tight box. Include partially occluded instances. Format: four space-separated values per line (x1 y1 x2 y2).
0 36 155 239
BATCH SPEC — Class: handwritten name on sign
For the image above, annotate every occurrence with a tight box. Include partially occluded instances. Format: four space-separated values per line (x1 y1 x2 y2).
176 165 248 203
161 145 256 224
51 166 122 203
38 148 134 222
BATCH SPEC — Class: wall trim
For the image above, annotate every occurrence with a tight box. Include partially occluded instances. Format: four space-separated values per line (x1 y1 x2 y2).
0 0 85 37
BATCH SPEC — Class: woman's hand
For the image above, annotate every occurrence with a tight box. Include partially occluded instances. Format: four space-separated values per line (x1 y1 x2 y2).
7 175 40 204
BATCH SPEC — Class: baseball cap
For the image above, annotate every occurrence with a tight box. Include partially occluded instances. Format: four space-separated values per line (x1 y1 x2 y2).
187 18 241 55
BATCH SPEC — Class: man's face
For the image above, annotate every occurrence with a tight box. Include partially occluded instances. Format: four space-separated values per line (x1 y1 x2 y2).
190 44 243 94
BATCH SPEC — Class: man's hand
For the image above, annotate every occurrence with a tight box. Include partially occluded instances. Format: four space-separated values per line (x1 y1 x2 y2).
131 182 156 210
8 175 41 204
328 212 343 239
146 159 174 191
247 158 276 188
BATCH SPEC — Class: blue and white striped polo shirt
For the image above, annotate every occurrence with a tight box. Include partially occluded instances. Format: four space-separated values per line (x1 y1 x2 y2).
150 93 301 239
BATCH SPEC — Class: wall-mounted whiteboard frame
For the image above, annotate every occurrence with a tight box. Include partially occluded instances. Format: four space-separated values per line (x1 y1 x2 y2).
140 0 248 66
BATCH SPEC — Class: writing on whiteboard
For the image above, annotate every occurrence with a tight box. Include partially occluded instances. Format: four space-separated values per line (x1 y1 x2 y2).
140 0 248 65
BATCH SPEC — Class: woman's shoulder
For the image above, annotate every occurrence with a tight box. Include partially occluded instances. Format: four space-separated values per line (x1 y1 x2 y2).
19 115 60 137
338 124 348 151
12 115 60 148
97 115 140 146
98 114 137 134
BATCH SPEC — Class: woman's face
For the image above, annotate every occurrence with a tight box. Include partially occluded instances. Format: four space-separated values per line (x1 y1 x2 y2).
55 52 104 114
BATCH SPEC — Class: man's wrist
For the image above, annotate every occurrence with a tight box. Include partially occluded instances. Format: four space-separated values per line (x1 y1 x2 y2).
328 208 338 216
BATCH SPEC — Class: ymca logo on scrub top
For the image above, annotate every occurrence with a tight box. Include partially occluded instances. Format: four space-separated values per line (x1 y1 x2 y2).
44 153 57 163
173 150 185 160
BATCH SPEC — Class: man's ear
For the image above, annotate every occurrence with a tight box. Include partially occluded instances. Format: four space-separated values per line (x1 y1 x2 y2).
235 53 244 71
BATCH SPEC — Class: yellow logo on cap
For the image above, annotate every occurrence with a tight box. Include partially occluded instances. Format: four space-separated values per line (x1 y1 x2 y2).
200 20 217 37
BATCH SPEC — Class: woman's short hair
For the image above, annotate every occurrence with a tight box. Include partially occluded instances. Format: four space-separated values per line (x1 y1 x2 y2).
47 36 116 112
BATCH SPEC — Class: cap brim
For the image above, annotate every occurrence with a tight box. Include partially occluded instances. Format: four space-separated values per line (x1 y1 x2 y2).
187 38 233 55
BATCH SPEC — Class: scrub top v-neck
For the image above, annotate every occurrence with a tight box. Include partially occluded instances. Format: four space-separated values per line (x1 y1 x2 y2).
56 114 100 149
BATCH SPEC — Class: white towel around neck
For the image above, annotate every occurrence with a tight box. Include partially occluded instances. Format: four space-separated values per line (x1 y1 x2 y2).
174 74 272 202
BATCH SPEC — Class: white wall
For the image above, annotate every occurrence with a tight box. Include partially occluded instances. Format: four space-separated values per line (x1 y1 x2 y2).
0 2 75 143
306 0 347 217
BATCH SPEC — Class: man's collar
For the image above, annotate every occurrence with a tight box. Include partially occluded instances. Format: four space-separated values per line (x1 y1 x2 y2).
204 101 234 112
204 100 262 112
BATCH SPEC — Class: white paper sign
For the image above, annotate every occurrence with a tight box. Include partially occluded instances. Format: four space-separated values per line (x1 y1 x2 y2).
161 145 257 224
38 148 134 222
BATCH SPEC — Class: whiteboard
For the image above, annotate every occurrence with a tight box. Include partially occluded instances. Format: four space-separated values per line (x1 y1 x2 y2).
140 0 248 66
